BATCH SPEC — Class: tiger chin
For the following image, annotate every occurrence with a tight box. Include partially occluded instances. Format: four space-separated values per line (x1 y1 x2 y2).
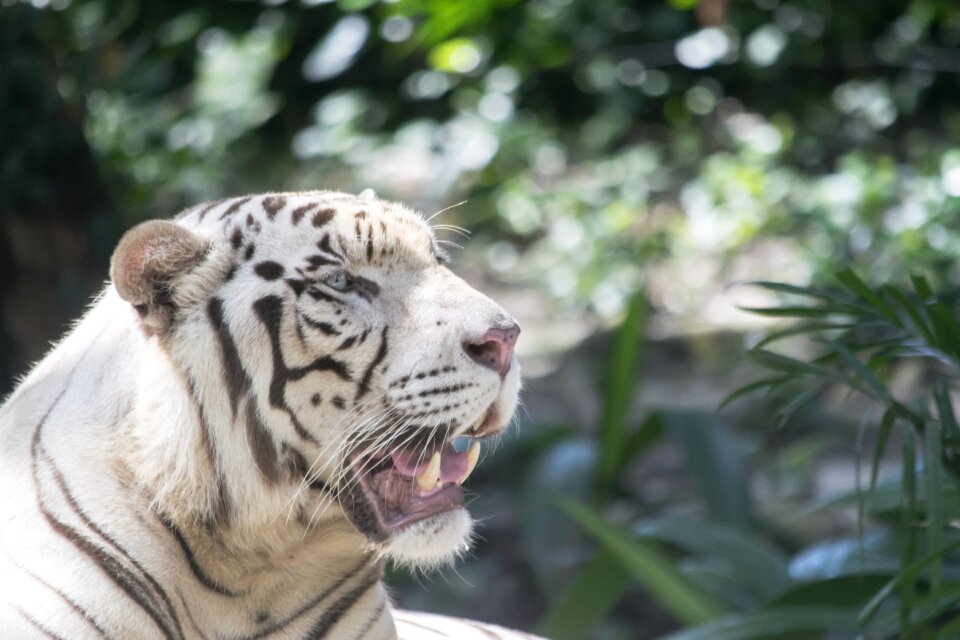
0 191 540 639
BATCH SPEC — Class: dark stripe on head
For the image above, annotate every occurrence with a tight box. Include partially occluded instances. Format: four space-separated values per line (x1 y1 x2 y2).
286 278 307 297
307 254 340 269
316 234 343 260
355 327 388 401
254 261 284 281
243 244 255 261
245 397 279 482
230 228 243 249
337 335 357 351
253 295 351 444
307 288 345 305
302 314 341 336
207 298 251 419
312 208 336 227
158 516 240 597
262 196 286 219
195 199 227 222
353 276 380 302
281 442 309 479
302 567 381 639
184 374 230 524
219 196 253 221
291 203 317 225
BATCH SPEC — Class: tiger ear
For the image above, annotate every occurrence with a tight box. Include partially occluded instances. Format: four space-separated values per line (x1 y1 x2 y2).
111 220 208 333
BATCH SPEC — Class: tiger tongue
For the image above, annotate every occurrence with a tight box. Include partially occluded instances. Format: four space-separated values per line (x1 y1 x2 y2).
391 443 469 484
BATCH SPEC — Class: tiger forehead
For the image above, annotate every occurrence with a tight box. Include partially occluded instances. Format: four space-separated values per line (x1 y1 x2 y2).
191 192 443 267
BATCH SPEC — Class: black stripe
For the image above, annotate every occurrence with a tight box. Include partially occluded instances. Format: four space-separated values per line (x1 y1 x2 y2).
253 295 351 444
352 600 386 639
177 590 213 640
302 314 341 336
9 559 111 639
158 517 240 597
304 567 380 639
207 297 252 419
184 374 230 523
195 199 227 221
14 605 69 640
307 288 346 305
355 327 388 401
316 233 343 260
291 203 317 225
365 226 374 263
32 445 184 639
236 557 375 640
219 196 253 220
245 396 279 482
31 397 184 640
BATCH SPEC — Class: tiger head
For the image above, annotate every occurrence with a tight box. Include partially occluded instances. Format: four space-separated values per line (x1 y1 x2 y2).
110 191 521 568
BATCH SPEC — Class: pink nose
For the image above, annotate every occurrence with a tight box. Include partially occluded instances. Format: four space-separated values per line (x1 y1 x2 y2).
463 324 520 377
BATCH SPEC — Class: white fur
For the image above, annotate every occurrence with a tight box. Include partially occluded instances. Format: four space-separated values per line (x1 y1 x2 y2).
0 191 537 639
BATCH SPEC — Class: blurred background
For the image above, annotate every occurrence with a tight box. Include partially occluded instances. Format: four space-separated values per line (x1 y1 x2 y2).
5 0 960 638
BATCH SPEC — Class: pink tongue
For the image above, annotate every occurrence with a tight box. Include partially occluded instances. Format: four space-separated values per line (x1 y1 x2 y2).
391 443 468 483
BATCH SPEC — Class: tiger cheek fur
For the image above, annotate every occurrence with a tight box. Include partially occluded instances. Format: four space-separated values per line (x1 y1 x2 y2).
0 191 532 640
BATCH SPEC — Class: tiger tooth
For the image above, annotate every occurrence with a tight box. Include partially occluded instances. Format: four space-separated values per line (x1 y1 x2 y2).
459 440 481 484
417 452 442 492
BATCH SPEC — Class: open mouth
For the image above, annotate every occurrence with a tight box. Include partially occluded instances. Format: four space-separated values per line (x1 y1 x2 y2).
346 406 498 538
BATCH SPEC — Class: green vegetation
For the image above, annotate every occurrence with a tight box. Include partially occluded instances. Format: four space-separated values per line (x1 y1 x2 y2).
5 0 960 637
530 272 960 638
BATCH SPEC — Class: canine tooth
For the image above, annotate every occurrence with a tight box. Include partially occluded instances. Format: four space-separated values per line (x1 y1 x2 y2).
459 440 481 484
417 452 442 491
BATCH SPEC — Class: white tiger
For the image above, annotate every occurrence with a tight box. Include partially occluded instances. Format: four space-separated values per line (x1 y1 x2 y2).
0 191 544 639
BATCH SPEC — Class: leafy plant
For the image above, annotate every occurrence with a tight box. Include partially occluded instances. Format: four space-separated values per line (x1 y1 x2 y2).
550 270 960 638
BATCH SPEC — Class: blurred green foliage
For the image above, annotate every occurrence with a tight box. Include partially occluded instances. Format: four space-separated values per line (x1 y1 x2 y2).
7 0 960 638
6 0 960 315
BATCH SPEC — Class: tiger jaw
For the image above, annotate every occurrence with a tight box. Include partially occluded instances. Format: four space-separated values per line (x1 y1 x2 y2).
341 401 502 544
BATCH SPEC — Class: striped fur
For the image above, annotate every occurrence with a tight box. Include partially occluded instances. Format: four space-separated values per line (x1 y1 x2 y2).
0 192 539 639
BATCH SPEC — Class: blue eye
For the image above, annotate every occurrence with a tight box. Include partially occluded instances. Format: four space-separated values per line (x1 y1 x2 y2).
324 271 350 291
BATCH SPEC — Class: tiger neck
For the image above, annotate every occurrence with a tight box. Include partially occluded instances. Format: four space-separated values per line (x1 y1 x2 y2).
114 298 399 638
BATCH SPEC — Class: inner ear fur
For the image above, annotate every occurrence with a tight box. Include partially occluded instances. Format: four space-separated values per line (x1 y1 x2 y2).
111 220 208 333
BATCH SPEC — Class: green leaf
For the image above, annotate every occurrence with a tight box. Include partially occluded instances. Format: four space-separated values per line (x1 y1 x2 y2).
637 517 792 599
719 376 792 410
557 498 729 625
835 269 900 325
738 305 845 318
658 607 859 640
858 535 960 626
751 322 855 350
869 406 897 495
597 291 646 496
771 574 891 609
885 286 936 345
912 275 933 299
619 412 666 467
924 420 944 592
537 552 632 640
828 340 891 401
666 412 752 529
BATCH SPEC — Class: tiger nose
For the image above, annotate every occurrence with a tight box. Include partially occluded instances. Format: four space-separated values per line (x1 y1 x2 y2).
463 324 520 377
